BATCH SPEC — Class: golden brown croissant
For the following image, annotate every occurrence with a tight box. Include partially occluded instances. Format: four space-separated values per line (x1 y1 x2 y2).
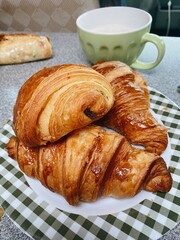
133 71 150 105
92 61 168 155
13 64 114 146
6 125 172 206
0 33 52 64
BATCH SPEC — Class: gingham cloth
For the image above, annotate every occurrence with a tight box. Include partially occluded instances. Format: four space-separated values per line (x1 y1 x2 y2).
0 87 179 240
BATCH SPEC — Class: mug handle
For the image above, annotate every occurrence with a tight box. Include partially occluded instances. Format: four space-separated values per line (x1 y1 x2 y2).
131 33 165 70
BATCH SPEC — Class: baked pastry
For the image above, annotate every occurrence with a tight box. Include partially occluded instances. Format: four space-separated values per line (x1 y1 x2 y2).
13 64 114 146
6 125 172 206
0 33 52 64
92 61 168 155
133 71 150 105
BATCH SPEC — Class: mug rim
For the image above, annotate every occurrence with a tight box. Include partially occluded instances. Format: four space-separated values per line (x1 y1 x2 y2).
76 6 152 35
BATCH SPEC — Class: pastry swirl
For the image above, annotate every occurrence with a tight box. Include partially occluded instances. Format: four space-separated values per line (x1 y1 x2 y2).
13 64 114 146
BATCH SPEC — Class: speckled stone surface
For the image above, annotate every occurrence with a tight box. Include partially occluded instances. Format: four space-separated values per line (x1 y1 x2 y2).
0 33 179 240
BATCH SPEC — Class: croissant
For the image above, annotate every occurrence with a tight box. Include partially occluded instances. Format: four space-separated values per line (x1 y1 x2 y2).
0 33 52 64
6 125 172 206
92 61 168 155
13 64 114 146
133 71 150 105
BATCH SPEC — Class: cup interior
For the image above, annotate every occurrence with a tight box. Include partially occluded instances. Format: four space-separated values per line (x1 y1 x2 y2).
76 7 152 34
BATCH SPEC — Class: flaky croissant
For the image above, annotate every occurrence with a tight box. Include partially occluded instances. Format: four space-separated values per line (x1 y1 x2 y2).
92 61 168 155
6 125 172 206
13 64 114 146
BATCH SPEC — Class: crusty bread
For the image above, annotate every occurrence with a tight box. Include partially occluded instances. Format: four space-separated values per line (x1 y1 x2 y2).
0 33 52 64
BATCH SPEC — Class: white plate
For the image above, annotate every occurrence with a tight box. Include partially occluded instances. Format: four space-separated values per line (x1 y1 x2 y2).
1 87 179 240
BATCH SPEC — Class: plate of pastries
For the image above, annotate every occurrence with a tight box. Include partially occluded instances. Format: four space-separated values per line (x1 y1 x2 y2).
5 61 173 216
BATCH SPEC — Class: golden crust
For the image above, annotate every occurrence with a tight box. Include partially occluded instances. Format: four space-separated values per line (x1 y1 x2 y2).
13 64 114 146
6 125 172 206
92 61 168 155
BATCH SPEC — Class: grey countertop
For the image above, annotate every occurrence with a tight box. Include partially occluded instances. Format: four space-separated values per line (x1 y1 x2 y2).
0 33 179 240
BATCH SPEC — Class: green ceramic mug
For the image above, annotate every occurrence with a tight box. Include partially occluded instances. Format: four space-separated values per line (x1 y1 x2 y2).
76 7 165 70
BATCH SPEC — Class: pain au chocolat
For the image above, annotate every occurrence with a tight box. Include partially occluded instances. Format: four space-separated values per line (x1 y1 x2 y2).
13 64 114 146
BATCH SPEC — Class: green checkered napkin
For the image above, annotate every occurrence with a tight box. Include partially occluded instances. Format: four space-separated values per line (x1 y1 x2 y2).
0 88 180 240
